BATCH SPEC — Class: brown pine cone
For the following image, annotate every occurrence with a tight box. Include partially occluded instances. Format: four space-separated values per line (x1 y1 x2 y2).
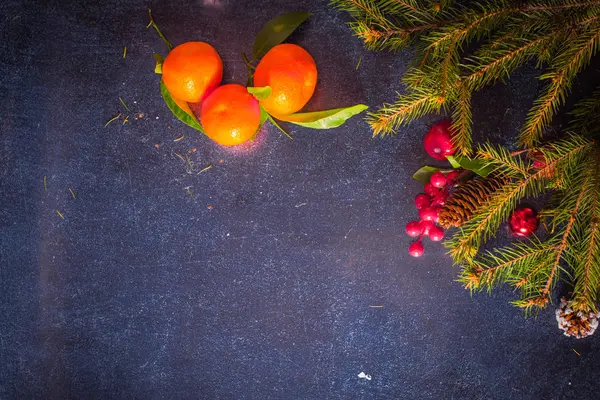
438 176 507 229
556 297 600 339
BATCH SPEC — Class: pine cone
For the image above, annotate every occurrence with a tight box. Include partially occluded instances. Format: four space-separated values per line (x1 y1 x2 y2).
438 176 507 229
555 297 600 339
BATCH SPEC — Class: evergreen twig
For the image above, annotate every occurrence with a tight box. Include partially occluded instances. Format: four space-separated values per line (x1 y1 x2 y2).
332 0 600 152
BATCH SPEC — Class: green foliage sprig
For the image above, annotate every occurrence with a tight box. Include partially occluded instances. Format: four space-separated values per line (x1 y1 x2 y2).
449 135 599 314
331 0 600 154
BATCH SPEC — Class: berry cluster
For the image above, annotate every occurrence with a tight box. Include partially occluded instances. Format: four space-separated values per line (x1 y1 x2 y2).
406 171 460 257
405 120 458 257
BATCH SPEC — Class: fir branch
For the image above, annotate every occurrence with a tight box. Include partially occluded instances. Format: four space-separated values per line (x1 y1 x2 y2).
350 21 412 51
368 91 444 135
447 177 534 262
523 0 600 11
570 151 600 311
569 86 600 137
447 136 594 262
462 238 558 292
451 85 473 156
476 142 529 177
462 32 556 91
424 5 517 56
537 165 593 302
520 27 600 146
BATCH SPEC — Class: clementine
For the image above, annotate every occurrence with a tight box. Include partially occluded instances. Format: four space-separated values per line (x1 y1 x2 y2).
162 42 223 103
253 44 317 116
200 84 261 147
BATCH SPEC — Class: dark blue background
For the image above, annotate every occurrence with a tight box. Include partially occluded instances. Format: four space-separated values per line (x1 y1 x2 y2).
1 0 599 398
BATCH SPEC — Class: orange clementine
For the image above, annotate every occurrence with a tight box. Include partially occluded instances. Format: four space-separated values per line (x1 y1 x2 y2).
200 84 261 147
162 42 223 103
253 43 317 116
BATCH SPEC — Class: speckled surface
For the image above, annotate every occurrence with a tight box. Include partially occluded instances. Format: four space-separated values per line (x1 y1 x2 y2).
1 0 599 398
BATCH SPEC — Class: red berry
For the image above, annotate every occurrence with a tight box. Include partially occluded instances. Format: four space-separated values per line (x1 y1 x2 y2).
429 226 445 242
419 206 437 222
414 194 431 210
432 206 441 223
405 221 423 237
446 170 461 182
420 220 436 236
409 241 424 257
431 190 449 206
424 120 456 160
424 183 439 197
509 207 539 237
430 172 447 188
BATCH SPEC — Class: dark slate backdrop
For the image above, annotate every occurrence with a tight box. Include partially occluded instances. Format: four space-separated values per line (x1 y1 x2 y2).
1 0 599 398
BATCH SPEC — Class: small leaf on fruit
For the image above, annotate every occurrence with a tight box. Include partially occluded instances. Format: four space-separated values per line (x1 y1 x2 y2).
247 86 272 101
268 113 293 140
446 155 493 177
160 80 205 134
154 53 164 74
413 166 444 184
259 105 269 126
251 106 270 140
252 12 311 60
276 104 368 129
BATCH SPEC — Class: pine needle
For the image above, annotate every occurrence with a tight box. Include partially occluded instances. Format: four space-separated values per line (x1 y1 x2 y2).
174 152 185 162
185 154 194 171
123 46 127 59
119 97 130 111
122 115 129 125
68 188 76 199
104 113 122 128
56 210 65 219
356 54 363 70
43 176 47 192
197 164 213 175
174 135 184 142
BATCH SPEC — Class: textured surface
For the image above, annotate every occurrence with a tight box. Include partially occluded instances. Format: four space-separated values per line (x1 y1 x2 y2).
1 0 599 399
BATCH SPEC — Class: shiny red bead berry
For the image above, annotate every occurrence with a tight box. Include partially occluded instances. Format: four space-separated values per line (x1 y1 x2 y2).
428 225 445 242
405 221 423 237
431 190 448 207
446 170 461 182
419 206 438 222
430 171 447 188
420 220 436 236
424 183 439 197
424 120 456 160
409 241 424 257
509 206 538 237
414 193 431 210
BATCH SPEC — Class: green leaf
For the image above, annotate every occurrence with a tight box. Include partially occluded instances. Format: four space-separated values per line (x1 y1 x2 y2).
446 155 494 177
447 155 461 168
276 104 368 129
267 114 293 140
412 166 449 184
160 80 205 134
259 105 269 126
247 86 272 101
252 12 311 60
154 53 164 74
251 105 270 140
